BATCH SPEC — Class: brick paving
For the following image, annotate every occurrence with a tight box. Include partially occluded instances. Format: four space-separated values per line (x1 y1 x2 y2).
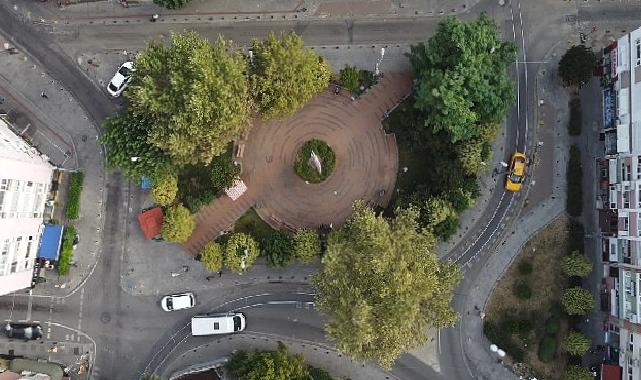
184 73 412 255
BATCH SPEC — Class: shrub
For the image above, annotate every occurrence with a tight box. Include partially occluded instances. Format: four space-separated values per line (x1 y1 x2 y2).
433 215 459 240
65 172 84 220
568 219 584 253
483 320 525 362
514 281 533 300
568 98 582 136
294 140 336 183
562 330 591 356
309 367 336 380
517 260 533 275
200 241 224 272
538 335 558 362
153 0 191 9
561 251 593 278
566 145 583 217
293 228 321 263
564 365 593 380
58 225 76 275
339 65 360 94
562 287 595 316
544 316 560 335
448 188 473 212
262 230 294 267
224 232 260 273
210 149 240 190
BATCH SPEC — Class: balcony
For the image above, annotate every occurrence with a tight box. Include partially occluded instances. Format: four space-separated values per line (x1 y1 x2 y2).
600 209 620 235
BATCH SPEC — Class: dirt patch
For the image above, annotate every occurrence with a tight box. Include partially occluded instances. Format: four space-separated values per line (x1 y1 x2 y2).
485 216 571 379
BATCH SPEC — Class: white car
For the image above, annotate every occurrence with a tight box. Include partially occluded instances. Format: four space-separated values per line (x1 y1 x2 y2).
160 292 195 312
107 61 134 97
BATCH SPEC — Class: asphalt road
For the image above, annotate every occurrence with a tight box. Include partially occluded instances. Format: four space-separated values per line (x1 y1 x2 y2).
0 0 626 379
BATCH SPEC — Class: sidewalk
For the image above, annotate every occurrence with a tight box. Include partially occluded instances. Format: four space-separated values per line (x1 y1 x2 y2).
13 0 479 25
0 34 107 298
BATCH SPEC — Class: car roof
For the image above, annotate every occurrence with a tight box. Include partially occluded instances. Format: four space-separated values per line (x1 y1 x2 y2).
168 293 193 308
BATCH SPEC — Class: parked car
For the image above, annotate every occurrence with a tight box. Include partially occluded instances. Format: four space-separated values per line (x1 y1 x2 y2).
160 292 195 312
107 61 134 97
505 152 527 192
4 322 42 340
191 313 245 336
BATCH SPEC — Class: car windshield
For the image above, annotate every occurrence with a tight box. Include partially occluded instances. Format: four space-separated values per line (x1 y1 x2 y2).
108 82 119 91
509 173 523 183
233 316 241 331
166 298 173 310
118 66 131 77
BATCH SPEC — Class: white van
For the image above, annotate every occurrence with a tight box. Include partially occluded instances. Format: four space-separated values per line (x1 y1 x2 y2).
191 313 246 336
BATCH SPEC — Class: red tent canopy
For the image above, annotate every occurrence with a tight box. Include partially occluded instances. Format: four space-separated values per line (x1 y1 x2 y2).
601 364 621 380
138 207 164 240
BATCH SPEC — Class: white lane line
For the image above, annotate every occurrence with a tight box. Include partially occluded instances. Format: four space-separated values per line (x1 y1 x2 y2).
455 191 507 261
77 287 85 331
46 297 54 340
518 1 529 153
26 292 33 321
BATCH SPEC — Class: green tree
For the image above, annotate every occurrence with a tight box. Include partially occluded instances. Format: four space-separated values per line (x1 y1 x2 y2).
250 32 331 119
151 173 178 206
224 232 260 273
293 228 321 263
262 230 295 267
100 111 174 181
409 15 516 142
312 203 461 368
455 139 485 175
210 151 240 190
226 341 310 380
153 0 190 9
564 365 593 380
558 45 596 88
200 241 224 272
162 203 194 243
127 32 250 165
561 251 593 278
561 331 591 356
562 287 595 316
423 196 455 227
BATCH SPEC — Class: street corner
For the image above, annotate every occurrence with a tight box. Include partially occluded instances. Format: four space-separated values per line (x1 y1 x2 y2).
76 50 139 94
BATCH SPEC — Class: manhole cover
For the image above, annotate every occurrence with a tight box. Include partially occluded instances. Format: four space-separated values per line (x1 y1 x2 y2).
100 312 111 323
565 14 577 23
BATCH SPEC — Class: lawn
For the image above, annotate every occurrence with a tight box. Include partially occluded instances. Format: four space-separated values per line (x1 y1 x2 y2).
484 216 571 379
232 208 275 243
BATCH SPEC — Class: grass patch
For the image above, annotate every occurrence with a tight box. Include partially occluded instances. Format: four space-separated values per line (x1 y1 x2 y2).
566 145 583 217
58 225 76 275
294 139 336 183
65 172 84 220
568 98 582 136
233 208 275 243
485 216 571 379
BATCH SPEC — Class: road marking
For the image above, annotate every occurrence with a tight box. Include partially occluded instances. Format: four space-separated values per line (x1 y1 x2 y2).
77 287 85 331
518 0 530 153
46 297 54 340
26 292 33 321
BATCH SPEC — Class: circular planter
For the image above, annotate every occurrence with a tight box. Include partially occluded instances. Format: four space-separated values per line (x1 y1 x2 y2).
294 139 336 183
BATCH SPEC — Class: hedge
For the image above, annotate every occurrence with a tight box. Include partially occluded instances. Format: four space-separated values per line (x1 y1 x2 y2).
538 335 558 362
566 145 582 217
65 172 84 220
568 98 582 136
58 225 75 275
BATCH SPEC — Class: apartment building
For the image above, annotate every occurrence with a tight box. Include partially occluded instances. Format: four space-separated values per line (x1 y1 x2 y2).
0 117 54 296
597 26 641 380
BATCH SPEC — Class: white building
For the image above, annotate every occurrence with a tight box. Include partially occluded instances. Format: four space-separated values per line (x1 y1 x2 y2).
0 117 54 295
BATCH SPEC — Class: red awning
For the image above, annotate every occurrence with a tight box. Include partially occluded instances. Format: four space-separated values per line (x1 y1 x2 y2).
601 364 621 380
137 207 164 240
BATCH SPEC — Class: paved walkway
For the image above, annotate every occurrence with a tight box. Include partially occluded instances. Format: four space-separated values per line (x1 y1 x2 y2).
185 73 411 254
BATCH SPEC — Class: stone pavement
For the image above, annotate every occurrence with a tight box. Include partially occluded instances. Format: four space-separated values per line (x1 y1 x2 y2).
0 34 107 298
185 73 411 255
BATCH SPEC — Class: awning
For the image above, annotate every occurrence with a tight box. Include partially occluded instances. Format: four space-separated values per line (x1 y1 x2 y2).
601 364 621 380
37 224 63 261
225 178 247 201
138 207 164 240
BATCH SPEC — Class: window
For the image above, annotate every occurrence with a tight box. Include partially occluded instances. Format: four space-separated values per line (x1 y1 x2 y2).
624 190 630 208
637 38 641 66
10 262 17 273
624 217 630 231
1 239 8 255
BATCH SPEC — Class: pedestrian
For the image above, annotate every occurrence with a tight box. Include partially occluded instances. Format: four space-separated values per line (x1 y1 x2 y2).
218 270 223 277
150 13 159 22
40 91 48 99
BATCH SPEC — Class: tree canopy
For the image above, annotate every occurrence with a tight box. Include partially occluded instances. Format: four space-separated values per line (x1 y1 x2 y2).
293 228 321 263
409 15 516 142
126 32 250 165
564 365 593 380
558 45 596 87
562 287 595 316
561 251 593 278
250 32 331 119
262 230 294 267
100 111 174 181
561 331 591 356
224 232 260 273
162 203 194 243
200 241 224 272
151 173 178 206
312 203 461 368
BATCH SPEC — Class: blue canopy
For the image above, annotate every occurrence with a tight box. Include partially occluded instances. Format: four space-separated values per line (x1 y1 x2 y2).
141 176 153 189
37 224 64 261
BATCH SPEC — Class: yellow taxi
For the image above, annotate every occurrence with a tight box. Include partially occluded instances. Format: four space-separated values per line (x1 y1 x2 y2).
505 152 527 192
